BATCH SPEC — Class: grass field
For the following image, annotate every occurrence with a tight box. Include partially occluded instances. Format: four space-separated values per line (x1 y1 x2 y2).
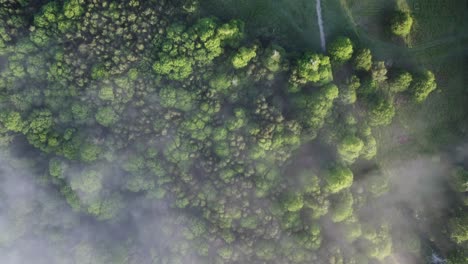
199 0 322 51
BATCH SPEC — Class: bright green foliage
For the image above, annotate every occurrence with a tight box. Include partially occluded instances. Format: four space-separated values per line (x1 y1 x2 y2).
450 216 468 244
282 193 304 212
353 48 372 71
325 166 354 194
34 2 60 28
360 134 377 160
153 57 193 81
1 111 24 132
289 52 332 91
389 71 413 93
411 71 437 103
328 37 353 63
337 135 364 164
64 0 84 19
390 11 414 37
95 107 118 127
367 97 395 126
152 18 243 81
232 46 257 69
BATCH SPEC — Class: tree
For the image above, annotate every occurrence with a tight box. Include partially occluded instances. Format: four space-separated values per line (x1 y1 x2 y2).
70 169 103 195
232 46 257 69
371 61 387 83
389 71 413 93
64 0 84 19
390 11 413 37
328 37 354 63
49 158 67 178
153 57 193 81
289 52 332 91
353 48 372 71
281 193 304 212
449 215 468 244
367 97 395 126
262 45 285 72
80 143 102 163
95 107 118 127
1 111 24 132
362 224 393 260
293 83 339 131
337 135 364 164
159 86 195 111
330 190 354 222
339 75 360 105
411 70 437 103
98 85 115 101
325 166 354 194
451 167 468 193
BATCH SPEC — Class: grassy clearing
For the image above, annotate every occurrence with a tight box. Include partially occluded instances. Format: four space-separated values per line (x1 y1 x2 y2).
199 0 321 51
341 0 468 152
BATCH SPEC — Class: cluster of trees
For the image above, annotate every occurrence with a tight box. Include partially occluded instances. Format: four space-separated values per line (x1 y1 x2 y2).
0 0 440 263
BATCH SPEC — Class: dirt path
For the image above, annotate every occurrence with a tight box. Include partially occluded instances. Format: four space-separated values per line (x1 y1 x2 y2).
316 0 326 51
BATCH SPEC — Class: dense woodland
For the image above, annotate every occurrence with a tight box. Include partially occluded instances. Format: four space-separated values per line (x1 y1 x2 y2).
0 0 466 263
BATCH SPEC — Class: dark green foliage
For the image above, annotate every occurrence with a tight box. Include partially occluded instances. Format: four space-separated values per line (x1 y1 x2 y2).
367 97 395 126
293 83 339 132
95 107 118 127
353 48 372 71
450 215 468 244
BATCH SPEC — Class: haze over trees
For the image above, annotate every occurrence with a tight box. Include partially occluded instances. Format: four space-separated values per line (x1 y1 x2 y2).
0 0 459 264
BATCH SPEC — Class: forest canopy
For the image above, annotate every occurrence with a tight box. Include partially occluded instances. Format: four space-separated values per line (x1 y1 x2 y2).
1 0 465 264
